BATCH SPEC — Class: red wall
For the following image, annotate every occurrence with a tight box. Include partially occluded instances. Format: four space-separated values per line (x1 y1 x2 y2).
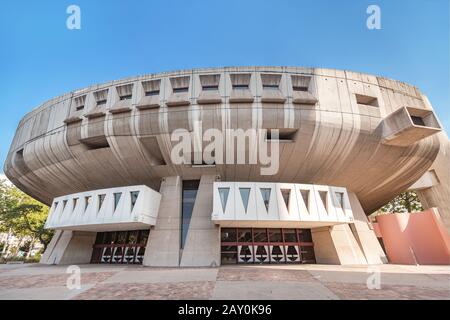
374 208 450 265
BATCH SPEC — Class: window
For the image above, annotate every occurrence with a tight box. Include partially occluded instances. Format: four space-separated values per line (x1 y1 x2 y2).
283 229 297 242
293 86 308 92
85 196 92 211
218 188 230 212
280 189 291 210
266 129 297 141
239 188 251 213
263 84 279 90
300 190 310 211
220 228 315 265
53 201 59 210
63 200 68 210
411 116 426 126
120 94 132 100
253 229 268 242
232 84 249 90
259 188 271 212
173 87 188 93
73 198 78 210
355 94 378 107
269 229 282 242
335 192 344 208
202 85 219 91
237 229 252 242
221 228 237 242
97 99 107 106
130 191 139 210
319 191 328 212
181 180 199 249
113 193 122 211
98 194 106 211
76 105 84 111
145 90 159 96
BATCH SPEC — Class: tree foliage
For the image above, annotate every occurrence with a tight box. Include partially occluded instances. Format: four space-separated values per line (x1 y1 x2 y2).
374 191 423 216
0 178 53 251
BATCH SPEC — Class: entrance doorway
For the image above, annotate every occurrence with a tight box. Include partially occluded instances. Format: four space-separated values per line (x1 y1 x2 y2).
91 229 150 264
220 228 315 265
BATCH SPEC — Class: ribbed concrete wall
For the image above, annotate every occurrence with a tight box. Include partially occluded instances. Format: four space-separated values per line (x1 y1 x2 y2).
3 67 445 216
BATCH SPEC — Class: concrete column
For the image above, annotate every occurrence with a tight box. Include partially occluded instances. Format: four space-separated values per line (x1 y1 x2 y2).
40 230 96 265
312 224 367 265
180 175 220 267
143 176 182 267
348 192 388 264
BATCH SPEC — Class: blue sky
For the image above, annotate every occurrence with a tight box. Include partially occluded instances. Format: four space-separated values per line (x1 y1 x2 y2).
0 0 449 173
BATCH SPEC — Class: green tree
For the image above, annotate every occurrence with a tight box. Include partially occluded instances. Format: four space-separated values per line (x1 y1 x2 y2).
0 178 53 252
371 191 423 219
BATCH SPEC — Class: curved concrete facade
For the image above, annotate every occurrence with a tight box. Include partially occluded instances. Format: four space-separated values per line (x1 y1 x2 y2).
4 66 450 266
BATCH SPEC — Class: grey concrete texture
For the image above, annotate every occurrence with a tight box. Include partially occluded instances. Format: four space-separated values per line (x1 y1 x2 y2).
4 67 449 224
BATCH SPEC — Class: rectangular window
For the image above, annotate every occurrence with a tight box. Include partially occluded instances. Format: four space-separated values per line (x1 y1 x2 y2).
76 105 84 111
293 86 308 92
181 180 200 249
232 84 249 90
263 84 279 90
355 94 378 107
221 228 237 243
173 87 188 93
237 229 252 242
411 116 426 126
120 94 132 100
202 85 219 91
97 99 107 106
266 129 298 141
145 90 160 96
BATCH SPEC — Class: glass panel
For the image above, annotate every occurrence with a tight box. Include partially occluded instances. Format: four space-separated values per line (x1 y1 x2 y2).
269 229 282 242
98 194 106 211
300 190 309 211
239 188 251 213
300 246 316 263
127 231 138 244
85 196 92 211
335 192 344 208
114 192 122 210
237 228 252 242
138 230 150 245
299 229 313 242
319 191 328 211
116 231 127 244
280 189 290 210
218 187 230 212
104 232 116 244
130 191 140 210
260 188 271 212
221 228 237 242
283 229 297 242
181 180 199 249
95 232 105 244
253 229 268 242
221 252 237 265
221 245 237 252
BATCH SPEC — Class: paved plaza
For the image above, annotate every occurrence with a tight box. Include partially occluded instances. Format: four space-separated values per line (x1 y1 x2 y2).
0 263 449 300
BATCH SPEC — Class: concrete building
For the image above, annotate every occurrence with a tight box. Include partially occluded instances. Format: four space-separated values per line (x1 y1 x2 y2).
4 67 449 266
